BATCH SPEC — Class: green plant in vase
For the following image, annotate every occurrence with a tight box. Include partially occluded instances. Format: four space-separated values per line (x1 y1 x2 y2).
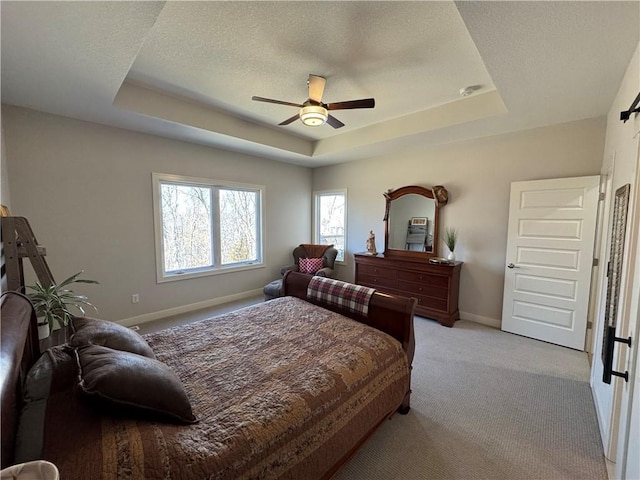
444 227 458 261
27 271 99 339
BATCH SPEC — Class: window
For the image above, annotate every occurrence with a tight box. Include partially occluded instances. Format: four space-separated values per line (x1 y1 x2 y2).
153 173 263 282
313 190 346 262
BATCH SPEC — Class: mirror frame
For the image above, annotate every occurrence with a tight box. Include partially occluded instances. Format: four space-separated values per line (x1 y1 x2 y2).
383 185 447 259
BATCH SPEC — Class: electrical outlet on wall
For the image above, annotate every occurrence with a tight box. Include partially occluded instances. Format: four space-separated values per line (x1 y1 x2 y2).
131 294 140 304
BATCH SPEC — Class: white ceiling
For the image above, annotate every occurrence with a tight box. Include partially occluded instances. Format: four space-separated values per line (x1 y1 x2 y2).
2 1 638 167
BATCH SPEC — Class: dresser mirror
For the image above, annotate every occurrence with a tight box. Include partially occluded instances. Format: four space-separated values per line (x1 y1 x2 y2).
383 185 448 259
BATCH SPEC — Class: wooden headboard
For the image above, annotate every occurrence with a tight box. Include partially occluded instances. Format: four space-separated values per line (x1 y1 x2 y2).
283 271 417 412
0 292 40 468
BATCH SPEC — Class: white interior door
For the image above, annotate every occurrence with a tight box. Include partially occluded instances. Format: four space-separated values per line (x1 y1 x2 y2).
502 176 600 350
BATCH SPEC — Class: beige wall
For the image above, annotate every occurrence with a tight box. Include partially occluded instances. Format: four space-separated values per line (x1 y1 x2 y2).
2 106 312 321
1 106 609 327
1 122 10 209
313 117 606 325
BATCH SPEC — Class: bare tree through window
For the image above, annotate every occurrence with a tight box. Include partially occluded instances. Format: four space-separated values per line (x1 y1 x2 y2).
317 192 345 261
155 175 263 279
161 183 212 272
220 189 258 264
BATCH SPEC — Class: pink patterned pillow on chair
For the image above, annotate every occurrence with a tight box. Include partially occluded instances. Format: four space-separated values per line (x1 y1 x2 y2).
299 257 324 274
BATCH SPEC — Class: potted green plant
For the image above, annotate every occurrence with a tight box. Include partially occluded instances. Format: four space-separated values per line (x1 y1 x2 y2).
27 271 99 339
444 227 459 261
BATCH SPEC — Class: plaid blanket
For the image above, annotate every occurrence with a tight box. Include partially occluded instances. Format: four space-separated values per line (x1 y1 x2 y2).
307 277 376 316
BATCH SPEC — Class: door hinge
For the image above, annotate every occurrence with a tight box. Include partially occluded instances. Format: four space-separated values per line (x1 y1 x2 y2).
599 192 605 201
593 258 599 267
587 321 593 329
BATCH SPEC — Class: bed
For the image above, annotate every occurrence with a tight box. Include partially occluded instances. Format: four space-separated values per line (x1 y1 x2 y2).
1 271 416 479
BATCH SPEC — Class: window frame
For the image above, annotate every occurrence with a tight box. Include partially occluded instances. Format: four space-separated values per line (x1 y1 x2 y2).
313 189 347 264
152 173 264 283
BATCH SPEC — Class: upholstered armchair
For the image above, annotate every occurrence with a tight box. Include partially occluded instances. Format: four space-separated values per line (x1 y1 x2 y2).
280 244 338 278
264 244 339 301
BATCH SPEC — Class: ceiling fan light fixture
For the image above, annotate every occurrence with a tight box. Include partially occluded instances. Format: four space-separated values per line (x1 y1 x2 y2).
300 105 328 126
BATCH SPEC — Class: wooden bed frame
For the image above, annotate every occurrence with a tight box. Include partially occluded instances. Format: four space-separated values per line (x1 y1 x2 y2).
1 291 40 469
1 272 417 475
283 272 417 478
283 271 416 412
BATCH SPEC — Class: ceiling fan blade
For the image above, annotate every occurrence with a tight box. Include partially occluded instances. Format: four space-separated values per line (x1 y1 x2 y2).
308 75 326 104
278 113 300 126
326 98 375 110
252 96 304 108
326 114 345 129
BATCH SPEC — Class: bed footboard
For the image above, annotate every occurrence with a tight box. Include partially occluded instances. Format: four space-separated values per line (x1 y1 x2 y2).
283 271 416 412
1 292 40 468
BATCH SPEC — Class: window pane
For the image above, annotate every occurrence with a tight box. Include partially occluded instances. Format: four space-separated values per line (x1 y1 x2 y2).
161 183 212 272
154 173 264 281
319 194 345 261
219 189 258 265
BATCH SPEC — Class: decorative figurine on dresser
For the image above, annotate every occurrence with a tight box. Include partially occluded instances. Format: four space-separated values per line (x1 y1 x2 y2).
366 230 377 255
355 185 462 327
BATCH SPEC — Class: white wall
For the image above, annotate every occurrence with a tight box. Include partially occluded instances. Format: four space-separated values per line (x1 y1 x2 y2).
591 41 640 479
2 106 312 321
313 117 606 325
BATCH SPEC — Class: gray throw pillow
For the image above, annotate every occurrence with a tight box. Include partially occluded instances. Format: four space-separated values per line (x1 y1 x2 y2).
76 345 197 424
70 317 155 359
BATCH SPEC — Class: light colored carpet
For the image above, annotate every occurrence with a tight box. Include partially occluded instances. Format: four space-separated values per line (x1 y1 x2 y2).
140 303 606 479
334 318 607 480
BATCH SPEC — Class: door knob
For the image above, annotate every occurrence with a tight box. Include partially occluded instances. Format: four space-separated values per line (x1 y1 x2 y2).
507 263 517 269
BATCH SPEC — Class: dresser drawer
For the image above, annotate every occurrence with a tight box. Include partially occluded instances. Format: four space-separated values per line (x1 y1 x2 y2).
358 274 398 289
397 280 448 299
354 253 461 327
398 270 448 288
414 295 448 312
358 264 398 279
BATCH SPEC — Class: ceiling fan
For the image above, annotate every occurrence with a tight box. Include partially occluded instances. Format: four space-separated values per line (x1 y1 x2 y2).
251 74 375 129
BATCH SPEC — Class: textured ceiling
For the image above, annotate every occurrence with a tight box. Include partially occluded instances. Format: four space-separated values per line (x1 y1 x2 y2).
1 1 638 167
127 1 495 139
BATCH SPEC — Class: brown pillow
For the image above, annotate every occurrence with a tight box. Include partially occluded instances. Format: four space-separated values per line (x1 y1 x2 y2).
70 317 155 359
76 345 197 424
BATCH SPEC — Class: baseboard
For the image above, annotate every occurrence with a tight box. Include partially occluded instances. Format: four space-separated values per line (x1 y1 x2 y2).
118 288 263 327
460 310 501 329
119 299 502 330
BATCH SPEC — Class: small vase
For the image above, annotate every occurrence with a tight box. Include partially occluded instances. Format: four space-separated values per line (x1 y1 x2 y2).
38 322 50 340
447 251 456 261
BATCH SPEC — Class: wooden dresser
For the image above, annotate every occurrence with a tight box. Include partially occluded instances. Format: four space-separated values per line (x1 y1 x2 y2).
354 253 462 327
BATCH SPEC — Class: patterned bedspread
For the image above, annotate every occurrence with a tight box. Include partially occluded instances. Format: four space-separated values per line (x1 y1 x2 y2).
43 296 409 479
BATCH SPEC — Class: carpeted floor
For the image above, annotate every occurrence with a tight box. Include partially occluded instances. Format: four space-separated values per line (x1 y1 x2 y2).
139 303 607 479
334 317 607 480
